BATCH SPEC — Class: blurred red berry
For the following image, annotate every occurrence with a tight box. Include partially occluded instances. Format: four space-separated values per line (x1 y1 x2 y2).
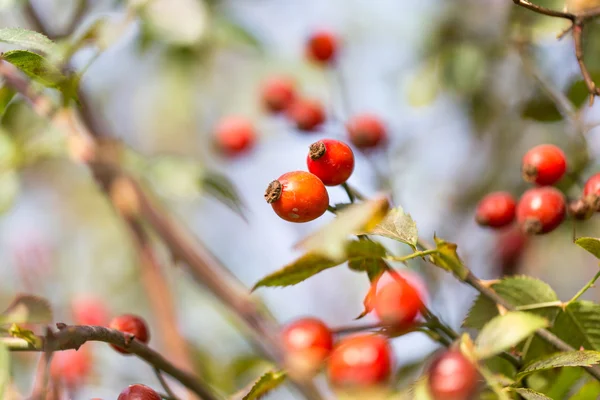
265 171 329 223
109 314 150 354
261 76 296 113
287 98 325 131
428 350 479 400
516 187 566 235
475 192 516 228
282 317 333 373
214 116 256 156
306 30 338 64
346 114 387 149
307 139 355 186
117 384 161 400
71 295 109 327
50 348 92 389
373 277 423 327
496 227 528 276
583 173 600 212
327 334 393 388
522 144 567 186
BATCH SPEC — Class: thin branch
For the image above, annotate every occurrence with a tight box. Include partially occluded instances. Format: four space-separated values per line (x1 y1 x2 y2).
386 249 438 263
341 182 355 203
512 0 574 20
4 324 219 400
572 21 600 102
155 367 181 400
568 270 600 304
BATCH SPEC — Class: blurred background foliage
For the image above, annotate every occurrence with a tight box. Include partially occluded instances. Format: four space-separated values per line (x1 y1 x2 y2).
2 0 600 398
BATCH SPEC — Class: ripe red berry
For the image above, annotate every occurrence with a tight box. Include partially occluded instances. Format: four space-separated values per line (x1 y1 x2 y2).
118 384 161 400
50 348 92 389
583 173 600 212
71 295 109 327
346 114 387 149
327 334 393 388
428 350 478 400
522 144 567 186
306 30 338 64
286 99 325 132
261 76 296 113
516 187 566 235
475 192 516 228
496 227 528 276
282 318 333 373
109 314 150 354
306 139 355 186
264 171 329 223
373 277 423 327
214 116 256 156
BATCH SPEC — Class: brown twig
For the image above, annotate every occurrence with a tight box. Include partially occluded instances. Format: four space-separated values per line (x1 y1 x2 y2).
572 21 600 104
512 0 574 20
155 367 181 400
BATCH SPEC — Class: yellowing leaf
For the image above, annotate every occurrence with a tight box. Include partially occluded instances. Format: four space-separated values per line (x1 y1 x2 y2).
8 324 41 347
365 207 418 249
241 370 286 400
429 236 469 280
0 294 52 325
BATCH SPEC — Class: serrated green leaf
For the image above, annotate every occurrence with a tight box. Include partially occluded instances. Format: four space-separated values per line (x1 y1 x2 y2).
516 351 600 381
0 294 52 324
0 342 9 400
511 388 552 400
241 370 286 400
429 236 469 280
366 207 418 249
296 194 390 260
551 301 600 351
475 312 548 359
569 380 600 400
575 237 600 259
200 171 245 219
2 50 65 87
463 276 559 330
347 240 387 273
0 28 55 54
252 253 341 290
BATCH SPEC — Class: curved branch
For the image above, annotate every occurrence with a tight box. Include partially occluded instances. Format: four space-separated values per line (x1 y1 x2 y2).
512 0 574 20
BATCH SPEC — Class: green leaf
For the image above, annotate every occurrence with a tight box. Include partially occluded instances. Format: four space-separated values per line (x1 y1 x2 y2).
0 342 9 399
241 370 286 400
347 240 387 273
511 388 552 400
567 73 600 108
575 237 600 259
0 294 52 325
0 87 15 117
296 194 389 260
213 17 262 50
2 50 65 87
252 253 341 290
522 96 562 123
463 276 559 330
475 312 548 359
516 351 600 381
569 380 600 400
200 171 245 219
545 367 583 400
0 28 55 54
551 301 600 351
429 236 469 280
411 377 433 400
366 207 418 249
8 323 41 347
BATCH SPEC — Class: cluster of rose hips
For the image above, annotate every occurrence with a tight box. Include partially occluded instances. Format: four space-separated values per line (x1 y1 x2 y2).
214 30 387 158
476 143 600 235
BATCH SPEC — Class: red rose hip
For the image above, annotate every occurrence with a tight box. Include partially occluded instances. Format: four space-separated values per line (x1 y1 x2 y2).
475 192 516 228
583 173 600 212
71 295 109 327
287 98 325 131
516 187 566 235
327 334 393 388
346 113 387 149
282 317 333 373
265 171 329 223
306 30 338 64
522 144 567 186
307 139 355 186
118 384 161 400
373 277 423 327
428 350 479 400
261 76 296 113
214 116 256 156
50 348 92 389
109 314 150 354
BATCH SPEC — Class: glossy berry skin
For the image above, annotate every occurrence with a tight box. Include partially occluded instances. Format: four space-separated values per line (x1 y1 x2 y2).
118 384 161 400
307 139 355 186
287 99 325 132
265 171 329 223
583 173 600 212
109 314 150 354
475 192 516 228
428 350 478 400
50 348 91 389
327 334 393 388
261 76 296 113
215 116 256 156
306 30 338 64
346 114 387 149
522 144 567 186
282 318 333 373
71 295 109 327
516 187 566 235
374 278 423 327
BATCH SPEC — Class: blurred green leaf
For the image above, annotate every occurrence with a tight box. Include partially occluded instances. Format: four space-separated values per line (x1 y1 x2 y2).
405 61 439 108
475 312 548 359
443 43 487 95
516 351 600 381
575 237 600 259
8 323 40 346
429 236 469 280
347 240 387 273
545 367 583 400
0 0 20 9
200 171 245 219
366 207 418 250
569 380 600 400
521 96 562 123
144 156 202 200
213 17 262 50
463 276 559 330
511 388 552 400
0 130 19 171
551 301 600 351
241 370 285 400
0 170 19 214
0 294 52 325
252 253 341 290
0 342 8 400
0 87 15 117
411 377 433 400
0 28 55 53
139 0 209 46
2 50 65 87
567 73 600 108
296 194 389 260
